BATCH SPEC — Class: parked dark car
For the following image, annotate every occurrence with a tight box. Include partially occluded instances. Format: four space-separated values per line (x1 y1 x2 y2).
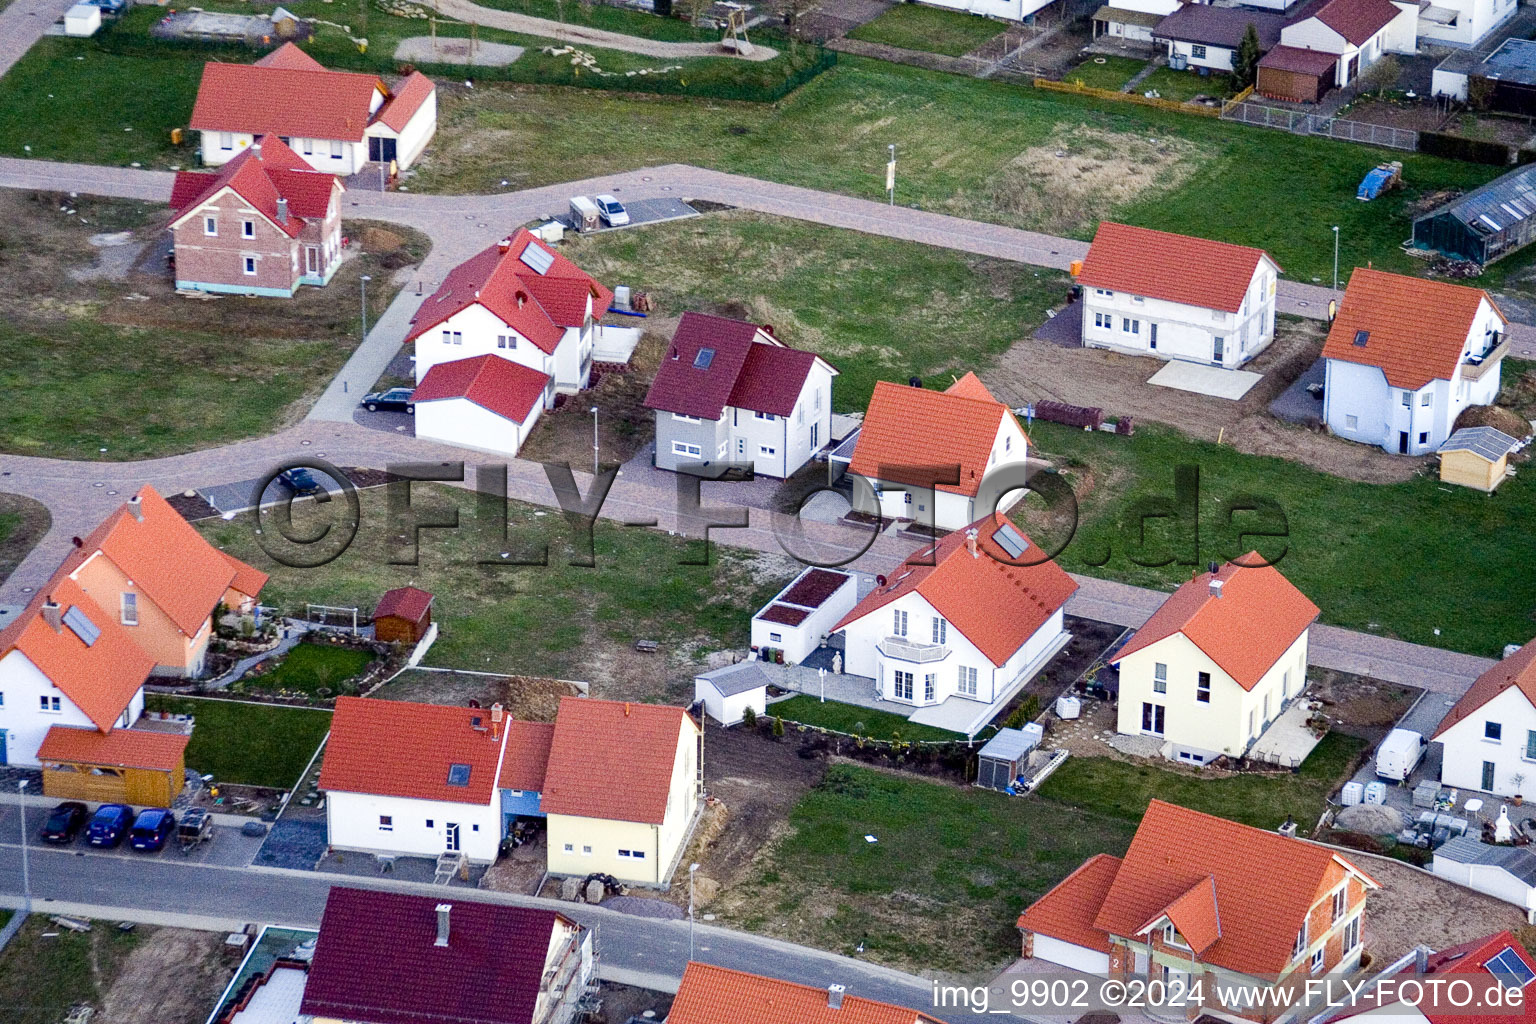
128 808 176 852
86 803 133 847
277 468 323 496
39 802 89 844
361 387 414 414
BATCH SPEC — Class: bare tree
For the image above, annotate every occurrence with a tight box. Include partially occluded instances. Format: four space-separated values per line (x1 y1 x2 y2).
1357 55 1400 99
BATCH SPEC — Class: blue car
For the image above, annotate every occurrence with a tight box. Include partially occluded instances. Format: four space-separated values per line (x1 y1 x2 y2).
128 808 176 852
277 468 323 496
86 804 132 848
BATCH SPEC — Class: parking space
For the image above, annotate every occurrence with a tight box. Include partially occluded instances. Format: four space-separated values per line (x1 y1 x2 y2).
559 197 700 234
352 407 415 436
198 466 352 516
0 802 266 867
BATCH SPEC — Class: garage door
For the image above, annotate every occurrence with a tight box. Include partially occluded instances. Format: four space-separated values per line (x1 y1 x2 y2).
1033 935 1110 975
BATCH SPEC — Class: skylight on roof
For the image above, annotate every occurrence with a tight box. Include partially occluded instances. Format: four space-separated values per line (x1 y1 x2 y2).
1353 330 1369 347
446 763 472 787
1487 947 1534 990
994 523 1030 559
694 348 715 370
63 606 100 647
518 241 554 276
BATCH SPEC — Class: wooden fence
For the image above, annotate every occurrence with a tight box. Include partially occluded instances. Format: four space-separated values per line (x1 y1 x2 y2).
1034 76 1222 117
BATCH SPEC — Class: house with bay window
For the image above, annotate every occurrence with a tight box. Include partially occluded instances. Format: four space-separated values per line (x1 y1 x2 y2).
1111 556 1319 766
1018 800 1379 1022
1433 640 1536 801
831 512 1077 737
1077 222 1281 368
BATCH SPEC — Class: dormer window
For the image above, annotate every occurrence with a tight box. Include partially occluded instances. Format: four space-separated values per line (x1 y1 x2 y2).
1164 923 1188 949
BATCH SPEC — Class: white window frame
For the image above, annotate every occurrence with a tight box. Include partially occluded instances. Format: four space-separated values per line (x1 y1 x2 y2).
932 617 946 645
330 140 344 159
759 445 776 457
893 609 908 637
958 666 977 696
378 815 393 831
219 132 234 151
203 215 218 237
671 441 703 459
672 412 701 424
242 256 257 276
241 219 255 239
120 592 138 626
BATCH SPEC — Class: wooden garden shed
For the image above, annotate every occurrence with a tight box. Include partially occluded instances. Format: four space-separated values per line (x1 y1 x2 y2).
1257 46 1339 104
373 586 434 644
1439 426 1521 492
36 726 189 807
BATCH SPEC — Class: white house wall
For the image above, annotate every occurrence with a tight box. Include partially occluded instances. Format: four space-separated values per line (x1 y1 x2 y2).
0 649 140 767
1438 686 1536 800
364 92 438 170
197 131 368 174
415 396 540 458
858 409 1027 530
326 789 501 862
1432 67 1470 100
1080 258 1277 367
1164 39 1237 72
751 576 858 664
1432 855 1536 919
695 683 765 726
415 303 560 391
1419 0 1517 47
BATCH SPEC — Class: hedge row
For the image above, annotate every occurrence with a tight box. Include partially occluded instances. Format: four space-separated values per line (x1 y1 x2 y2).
1418 130 1513 167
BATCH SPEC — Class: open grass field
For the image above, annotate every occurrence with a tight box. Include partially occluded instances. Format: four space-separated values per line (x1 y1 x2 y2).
771 695 961 742
197 485 793 704
567 210 1063 410
714 763 1135 971
0 917 144 1024
1017 421 1536 656
846 4 1005 56
1037 732 1368 833
1062 55 1144 91
144 695 332 789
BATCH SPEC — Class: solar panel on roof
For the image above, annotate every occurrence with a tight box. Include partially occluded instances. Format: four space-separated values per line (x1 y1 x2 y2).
518 242 554 275
62 605 100 647
1487 947 1535 989
446 763 472 786
994 523 1029 559
694 348 715 369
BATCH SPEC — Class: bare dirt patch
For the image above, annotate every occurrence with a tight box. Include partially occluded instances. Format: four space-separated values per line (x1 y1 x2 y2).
98 927 237 1024
1355 854 1527 962
376 669 583 715
519 329 666 469
1308 671 1420 745
987 316 1423 483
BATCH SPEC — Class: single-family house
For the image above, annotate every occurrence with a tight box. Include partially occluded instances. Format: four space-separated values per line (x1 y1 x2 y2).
668 962 945 1024
1077 222 1281 367
694 662 770 726
643 312 837 479
58 486 267 678
832 513 1077 735
1018 800 1379 1021
1432 640 1536 801
1152 6 1285 73
1092 0 1183 46
372 586 434 645
301 887 592 1024
750 567 859 664
1432 839 1536 923
541 697 702 887
844 373 1028 531
320 696 556 865
1257 0 1417 102
1111 556 1319 765
405 230 613 404
1416 0 1518 47
411 354 551 458
190 42 436 174
168 135 344 297
1439 426 1521 492
1332 930 1536 1022
1322 268 1508 456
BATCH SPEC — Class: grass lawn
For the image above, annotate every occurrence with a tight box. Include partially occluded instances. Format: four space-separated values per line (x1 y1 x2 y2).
0 916 142 1024
234 642 375 698
717 763 1135 970
846 4 1005 57
1138 65 1236 102
567 210 1063 411
771 695 961 742
145 695 332 789
1018 421 1536 656
197 485 791 703
0 494 49 587
1063 55 1145 91
1037 732 1368 834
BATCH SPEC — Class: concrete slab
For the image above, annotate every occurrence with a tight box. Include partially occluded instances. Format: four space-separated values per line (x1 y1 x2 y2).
394 36 525 66
1247 698 1324 767
1147 360 1263 400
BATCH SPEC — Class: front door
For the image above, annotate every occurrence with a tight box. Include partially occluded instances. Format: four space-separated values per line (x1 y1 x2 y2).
445 822 461 853
305 246 319 275
1149 323 1158 350
1142 702 1165 735
0 729 7 766
1399 431 1410 455
1213 336 1225 363
1483 761 1496 791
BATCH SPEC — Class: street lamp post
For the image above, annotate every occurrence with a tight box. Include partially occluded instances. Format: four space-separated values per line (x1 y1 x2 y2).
1331 226 1340 292
590 406 600 477
360 274 373 342
887 144 896 207
17 780 30 915
688 862 700 961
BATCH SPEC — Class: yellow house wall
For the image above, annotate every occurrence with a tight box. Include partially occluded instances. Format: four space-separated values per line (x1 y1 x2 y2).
70 553 210 674
1440 450 1504 492
1117 630 1310 756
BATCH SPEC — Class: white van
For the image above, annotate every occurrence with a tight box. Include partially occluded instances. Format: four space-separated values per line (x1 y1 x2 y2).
569 195 601 233
1375 728 1428 781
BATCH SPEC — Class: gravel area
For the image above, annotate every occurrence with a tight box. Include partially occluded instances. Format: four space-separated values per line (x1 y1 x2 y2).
1352 853 1528 962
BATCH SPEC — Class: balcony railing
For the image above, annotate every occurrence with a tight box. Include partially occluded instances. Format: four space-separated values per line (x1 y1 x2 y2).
1463 339 1510 382
877 637 949 663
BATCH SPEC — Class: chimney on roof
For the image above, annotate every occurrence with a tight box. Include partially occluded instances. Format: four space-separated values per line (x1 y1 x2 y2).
498 237 513 254
1278 815 1297 838
965 528 979 559
491 702 503 739
41 600 63 633
1210 579 1224 599
624 702 631 717
127 495 143 522
276 197 289 224
434 903 452 947
1415 946 1429 974
828 985 846 1010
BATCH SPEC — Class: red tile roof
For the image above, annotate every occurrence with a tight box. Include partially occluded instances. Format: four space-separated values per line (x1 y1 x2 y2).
63 486 261 638
847 377 1016 498
219 549 269 599
540 697 698 824
1078 222 1276 314
1016 853 1121 954
780 568 853 609
1111 556 1318 691
1258 44 1342 75
1292 0 1403 45
319 697 509 805
1321 268 1502 391
413 354 549 425
254 42 327 71
406 230 612 352
36 725 188 772
170 137 338 240
643 313 831 420
498 720 555 793
373 585 434 624
190 59 384 142
1334 931 1536 1024
1155 875 1222 954
376 70 435 133
1090 801 1376 976
1434 640 1536 739
832 512 1077 666
668 963 943 1024
302 887 572 1024
0 575 152 732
